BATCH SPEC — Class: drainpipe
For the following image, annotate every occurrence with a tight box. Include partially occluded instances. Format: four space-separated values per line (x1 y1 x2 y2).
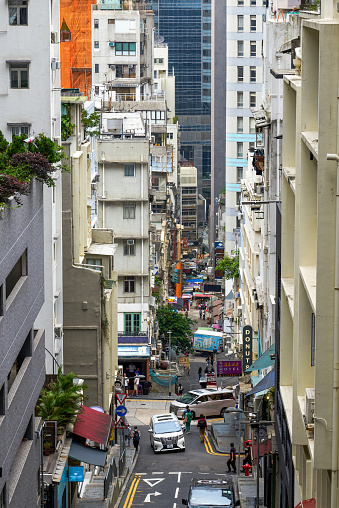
141 159 144 328
101 152 106 228
327 152 339 508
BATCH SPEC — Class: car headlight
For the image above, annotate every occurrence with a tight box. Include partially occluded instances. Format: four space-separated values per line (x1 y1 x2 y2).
153 437 162 442
178 433 184 439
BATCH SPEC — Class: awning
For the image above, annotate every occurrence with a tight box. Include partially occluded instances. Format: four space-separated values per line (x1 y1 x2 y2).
194 293 212 298
245 344 275 372
118 345 150 358
73 405 112 446
213 306 223 318
245 369 275 397
69 441 107 467
295 500 316 508
85 243 117 256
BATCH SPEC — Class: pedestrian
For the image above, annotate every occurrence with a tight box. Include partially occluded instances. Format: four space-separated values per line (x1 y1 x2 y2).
210 366 215 374
128 362 136 376
124 373 129 395
204 366 209 375
132 426 141 451
197 414 208 443
210 355 214 367
206 357 210 368
199 309 202 319
198 366 202 380
203 311 206 321
125 423 132 446
134 374 140 397
243 446 252 468
227 442 237 473
178 383 184 396
184 408 193 434
135 367 141 376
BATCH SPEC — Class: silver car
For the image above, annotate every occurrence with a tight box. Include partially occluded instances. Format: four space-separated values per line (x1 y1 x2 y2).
170 388 236 419
148 413 185 453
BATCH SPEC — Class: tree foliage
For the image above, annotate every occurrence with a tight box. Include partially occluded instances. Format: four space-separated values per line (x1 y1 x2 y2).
156 304 194 353
37 366 87 429
216 251 239 279
82 110 101 137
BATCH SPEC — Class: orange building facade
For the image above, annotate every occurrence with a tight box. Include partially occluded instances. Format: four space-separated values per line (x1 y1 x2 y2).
60 0 96 94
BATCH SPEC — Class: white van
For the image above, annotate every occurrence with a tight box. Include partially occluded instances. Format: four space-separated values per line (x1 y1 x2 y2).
148 413 185 453
169 388 236 419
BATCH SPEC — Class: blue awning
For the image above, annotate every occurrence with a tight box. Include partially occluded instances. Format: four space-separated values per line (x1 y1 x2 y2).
69 442 107 467
245 344 275 372
245 369 275 397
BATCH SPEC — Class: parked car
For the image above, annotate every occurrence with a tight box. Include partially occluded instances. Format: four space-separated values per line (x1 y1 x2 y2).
182 478 240 507
169 388 236 419
148 413 185 453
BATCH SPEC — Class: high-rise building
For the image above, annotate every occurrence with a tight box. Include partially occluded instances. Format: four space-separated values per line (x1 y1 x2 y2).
153 0 211 232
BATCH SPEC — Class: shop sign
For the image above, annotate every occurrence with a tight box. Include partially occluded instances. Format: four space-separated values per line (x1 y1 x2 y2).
216 360 242 377
243 325 253 372
178 357 189 367
69 466 84 482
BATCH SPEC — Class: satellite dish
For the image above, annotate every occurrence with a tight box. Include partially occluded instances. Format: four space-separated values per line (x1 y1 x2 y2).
155 35 165 44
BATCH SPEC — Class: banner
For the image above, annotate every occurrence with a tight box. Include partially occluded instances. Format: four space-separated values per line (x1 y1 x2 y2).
243 325 253 372
217 360 242 377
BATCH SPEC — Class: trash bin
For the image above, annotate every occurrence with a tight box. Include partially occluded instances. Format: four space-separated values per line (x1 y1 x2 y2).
199 378 207 389
143 381 151 395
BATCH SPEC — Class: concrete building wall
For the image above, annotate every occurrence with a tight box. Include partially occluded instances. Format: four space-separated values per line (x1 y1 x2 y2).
0 182 45 507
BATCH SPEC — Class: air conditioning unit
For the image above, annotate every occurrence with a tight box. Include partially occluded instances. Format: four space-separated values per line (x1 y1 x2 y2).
51 31 58 43
109 42 115 47
87 153 92 160
237 306 242 317
254 175 263 184
127 239 135 245
151 135 155 144
305 388 315 425
54 325 63 338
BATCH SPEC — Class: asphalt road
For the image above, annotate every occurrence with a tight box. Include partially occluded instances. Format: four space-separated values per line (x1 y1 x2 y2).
119 419 233 508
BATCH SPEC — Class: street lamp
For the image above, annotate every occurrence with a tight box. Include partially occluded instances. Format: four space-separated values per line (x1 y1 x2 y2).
168 330 172 396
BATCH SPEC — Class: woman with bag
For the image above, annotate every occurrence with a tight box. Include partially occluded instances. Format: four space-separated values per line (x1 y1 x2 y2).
184 408 193 434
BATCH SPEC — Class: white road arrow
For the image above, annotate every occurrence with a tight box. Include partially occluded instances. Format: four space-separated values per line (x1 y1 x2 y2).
144 491 162 502
143 478 165 488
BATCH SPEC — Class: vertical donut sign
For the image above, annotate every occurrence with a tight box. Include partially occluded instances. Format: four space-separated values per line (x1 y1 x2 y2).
243 325 253 373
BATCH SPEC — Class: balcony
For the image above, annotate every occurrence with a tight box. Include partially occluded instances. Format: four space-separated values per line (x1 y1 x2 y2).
118 332 149 344
93 0 153 11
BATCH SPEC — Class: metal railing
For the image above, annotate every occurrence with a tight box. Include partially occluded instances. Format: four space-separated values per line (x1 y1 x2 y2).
93 2 153 11
118 448 126 476
102 92 165 105
118 331 148 336
104 458 117 498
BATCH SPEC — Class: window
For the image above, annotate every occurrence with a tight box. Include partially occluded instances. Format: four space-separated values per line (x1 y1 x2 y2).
10 63 29 89
123 202 136 219
237 117 243 133
8 331 32 394
9 0 27 25
250 92 256 107
237 167 243 182
115 19 136 33
154 70 157 79
250 41 256 57
123 240 135 256
251 0 256 4
154 58 164 64
249 117 256 133
86 258 102 271
108 19 115 24
236 192 241 205
249 141 255 151
167 132 174 139
237 15 244 31
6 250 27 300
94 41 99 49
250 66 256 82
115 42 136 56
237 92 243 108
95 63 99 74
9 124 30 140
238 0 244 4
203 62 211 70
237 66 244 82
250 15 256 31
152 176 166 191
123 163 135 177
95 86 99 94
124 313 140 333
116 65 136 78
237 142 243 158
124 277 135 293
94 19 99 28
237 41 244 57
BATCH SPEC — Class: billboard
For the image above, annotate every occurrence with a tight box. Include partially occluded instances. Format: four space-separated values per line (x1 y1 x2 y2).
217 360 242 377
243 325 253 372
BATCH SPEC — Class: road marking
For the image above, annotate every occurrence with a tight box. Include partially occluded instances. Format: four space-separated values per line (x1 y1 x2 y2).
204 435 227 456
123 475 141 508
152 471 164 474
173 504 177 508
169 471 190 481
175 487 179 498
135 472 146 475
144 491 162 503
143 478 165 487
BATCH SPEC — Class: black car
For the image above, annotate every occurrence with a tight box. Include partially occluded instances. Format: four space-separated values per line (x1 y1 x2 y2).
182 479 240 507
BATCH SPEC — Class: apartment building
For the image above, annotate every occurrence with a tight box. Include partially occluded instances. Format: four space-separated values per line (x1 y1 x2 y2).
180 163 198 244
277 5 339 506
0 0 63 375
0 185 45 507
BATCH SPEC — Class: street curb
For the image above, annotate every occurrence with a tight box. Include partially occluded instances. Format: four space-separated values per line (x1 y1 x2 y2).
113 449 140 508
209 431 227 454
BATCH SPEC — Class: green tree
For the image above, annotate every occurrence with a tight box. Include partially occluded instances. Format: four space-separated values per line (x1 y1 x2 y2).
37 366 87 429
156 305 194 353
82 110 101 137
216 251 239 279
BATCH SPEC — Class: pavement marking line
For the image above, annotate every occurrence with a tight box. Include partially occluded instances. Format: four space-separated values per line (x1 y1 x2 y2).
173 504 177 508
123 475 141 508
175 487 179 498
144 491 162 503
204 435 227 456
152 471 164 474
135 473 146 475
169 471 190 480
143 478 165 487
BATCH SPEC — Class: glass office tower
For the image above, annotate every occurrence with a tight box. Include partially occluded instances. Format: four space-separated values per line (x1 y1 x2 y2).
153 0 211 226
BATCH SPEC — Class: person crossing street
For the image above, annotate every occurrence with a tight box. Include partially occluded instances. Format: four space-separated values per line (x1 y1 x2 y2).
197 414 208 443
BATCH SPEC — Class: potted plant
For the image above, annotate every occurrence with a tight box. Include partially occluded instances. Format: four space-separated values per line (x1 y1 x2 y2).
43 441 52 456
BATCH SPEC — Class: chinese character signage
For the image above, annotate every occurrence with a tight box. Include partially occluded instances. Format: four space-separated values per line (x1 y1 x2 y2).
243 325 253 372
179 357 189 367
217 360 242 377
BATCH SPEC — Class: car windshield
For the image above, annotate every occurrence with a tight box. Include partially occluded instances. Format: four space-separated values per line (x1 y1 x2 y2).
154 421 181 434
189 488 233 506
176 392 197 404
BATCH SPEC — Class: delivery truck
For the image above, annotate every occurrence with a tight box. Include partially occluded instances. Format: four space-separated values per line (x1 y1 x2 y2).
193 328 223 353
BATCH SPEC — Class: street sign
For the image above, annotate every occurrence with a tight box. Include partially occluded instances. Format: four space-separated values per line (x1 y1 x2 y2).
116 405 128 417
115 393 127 405
115 417 127 430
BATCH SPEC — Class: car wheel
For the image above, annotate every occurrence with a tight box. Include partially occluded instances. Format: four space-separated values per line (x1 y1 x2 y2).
220 407 227 417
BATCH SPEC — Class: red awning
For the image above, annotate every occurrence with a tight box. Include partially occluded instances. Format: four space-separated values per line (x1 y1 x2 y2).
73 405 112 446
295 499 316 508
194 293 212 298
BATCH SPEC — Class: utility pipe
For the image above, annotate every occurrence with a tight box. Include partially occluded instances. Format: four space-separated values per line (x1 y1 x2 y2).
330 151 339 508
141 161 144 329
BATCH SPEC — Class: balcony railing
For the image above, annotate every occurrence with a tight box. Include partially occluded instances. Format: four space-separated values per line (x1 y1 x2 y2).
118 331 148 337
93 1 153 11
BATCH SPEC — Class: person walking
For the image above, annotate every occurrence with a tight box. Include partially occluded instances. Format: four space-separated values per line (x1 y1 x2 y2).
210 355 214 368
125 423 132 446
206 357 210 368
184 408 193 434
227 443 237 473
199 308 202 319
198 367 202 380
197 414 208 443
132 426 141 451
178 383 184 396
134 374 140 397
124 373 129 395
242 445 252 468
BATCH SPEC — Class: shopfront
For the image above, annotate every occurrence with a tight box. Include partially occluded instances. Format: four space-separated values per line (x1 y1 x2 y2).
118 345 151 381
